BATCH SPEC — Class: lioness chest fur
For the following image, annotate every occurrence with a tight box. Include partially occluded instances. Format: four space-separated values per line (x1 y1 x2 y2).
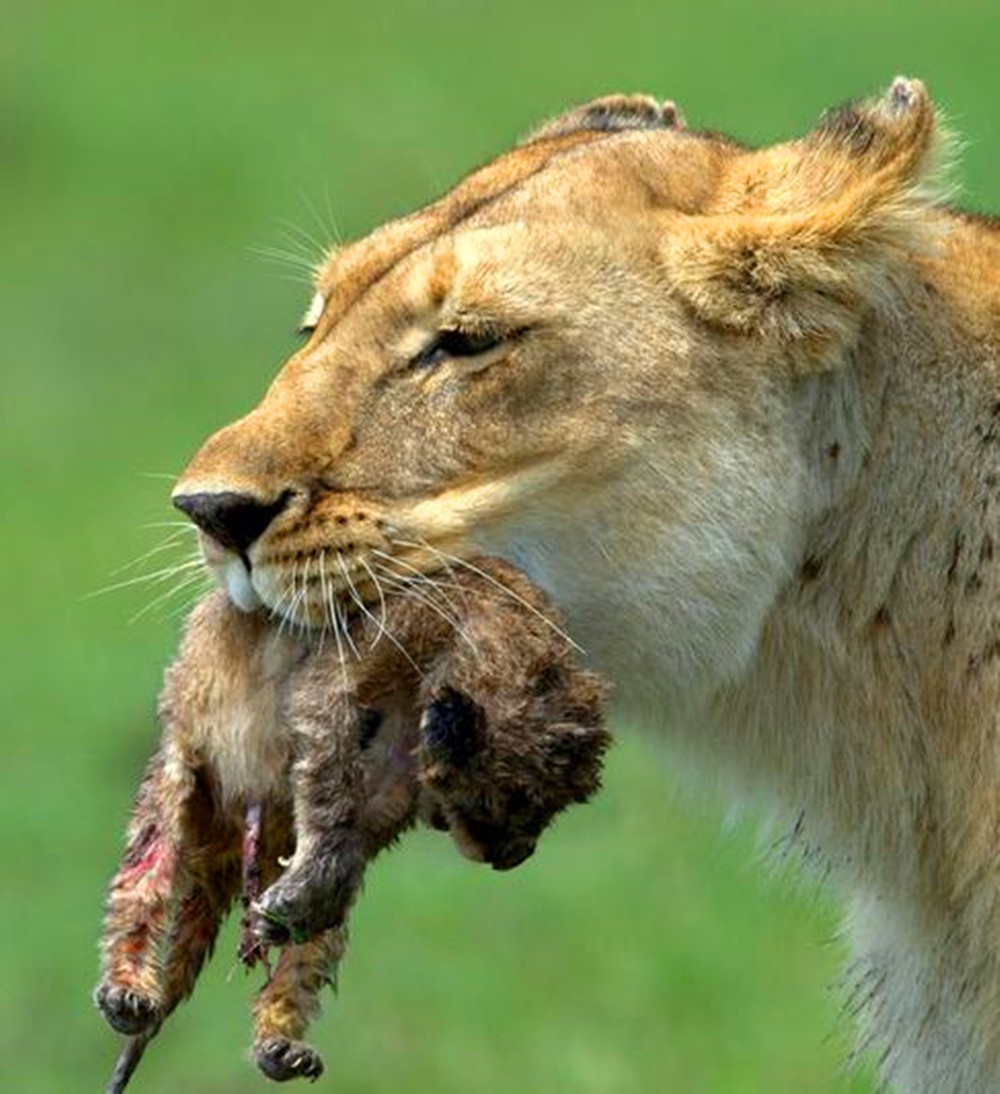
168 80 1000 1091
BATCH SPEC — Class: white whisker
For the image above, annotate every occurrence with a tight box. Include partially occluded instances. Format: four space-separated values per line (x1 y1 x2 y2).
296 185 342 249
319 549 355 661
335 595 361 661
322 181 344 247
350 577 423 677
163 581 215 624
269 567 297 636
279 219 326 264
395 538 584 653
369 548 464 615
338 558 383 652
375 568 479 656
273 563 293 637
128 571 209 625
283 568 308 641
358 556 390 648
85 557 204 599
140 521 200 532
110 532 190 577
247 247 316 287
248 244 316 270
319 550 345 673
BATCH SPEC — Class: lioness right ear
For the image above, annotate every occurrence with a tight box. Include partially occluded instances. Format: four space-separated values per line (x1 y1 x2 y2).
665 78 947 359
523 94 685 144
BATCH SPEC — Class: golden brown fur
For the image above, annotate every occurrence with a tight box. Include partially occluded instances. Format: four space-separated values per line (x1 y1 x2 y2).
169 77 1000 1090
95 561 608 1087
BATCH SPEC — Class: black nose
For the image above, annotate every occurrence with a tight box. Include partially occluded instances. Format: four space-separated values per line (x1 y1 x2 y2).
172 491 290 554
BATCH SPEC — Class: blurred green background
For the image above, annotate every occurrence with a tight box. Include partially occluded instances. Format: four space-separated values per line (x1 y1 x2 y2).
3 1 998 1090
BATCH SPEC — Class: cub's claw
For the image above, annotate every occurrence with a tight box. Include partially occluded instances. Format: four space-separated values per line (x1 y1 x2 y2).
253 880 320 946
255 854 362 944
255 1036 325 1083
94 982 160 1036
251 900 296 946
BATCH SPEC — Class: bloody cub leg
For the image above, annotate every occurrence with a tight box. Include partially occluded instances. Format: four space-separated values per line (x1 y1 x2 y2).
102 771 243 1093
95 738 238 1020
94 747 190 1036
105 856 242 1093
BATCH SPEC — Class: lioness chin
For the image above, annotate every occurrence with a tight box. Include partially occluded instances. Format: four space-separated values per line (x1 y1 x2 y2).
171 79 1000 1091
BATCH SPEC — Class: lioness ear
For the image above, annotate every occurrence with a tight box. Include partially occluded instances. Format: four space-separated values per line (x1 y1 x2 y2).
523 94 685 144
666 78 946 357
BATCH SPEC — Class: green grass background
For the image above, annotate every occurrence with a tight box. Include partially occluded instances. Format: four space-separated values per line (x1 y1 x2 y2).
3 2 998 1090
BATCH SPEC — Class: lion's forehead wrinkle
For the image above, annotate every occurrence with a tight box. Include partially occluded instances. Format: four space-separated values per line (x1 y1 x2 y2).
311 128 730 338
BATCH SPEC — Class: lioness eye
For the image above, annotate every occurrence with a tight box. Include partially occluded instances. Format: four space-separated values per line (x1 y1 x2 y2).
413 327 503 368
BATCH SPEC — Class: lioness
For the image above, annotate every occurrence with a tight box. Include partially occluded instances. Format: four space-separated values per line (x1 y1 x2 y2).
169 79 1000 1091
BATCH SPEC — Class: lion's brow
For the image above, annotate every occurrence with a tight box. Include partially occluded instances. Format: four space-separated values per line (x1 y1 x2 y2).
315 126 673 334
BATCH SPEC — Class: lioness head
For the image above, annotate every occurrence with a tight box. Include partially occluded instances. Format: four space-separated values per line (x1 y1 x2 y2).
173 81 943 696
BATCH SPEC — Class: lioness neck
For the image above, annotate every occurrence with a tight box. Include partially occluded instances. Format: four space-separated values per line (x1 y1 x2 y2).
496 215 1000 879
492 221 1000 1089
703 217 1000 1093
715 215 1000 877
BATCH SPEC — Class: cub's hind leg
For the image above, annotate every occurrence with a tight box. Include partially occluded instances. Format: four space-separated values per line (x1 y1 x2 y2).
95 749 240 1035
105 852 242 1093
250 804 345 1083
252 928 346 1082
95 748 192 1036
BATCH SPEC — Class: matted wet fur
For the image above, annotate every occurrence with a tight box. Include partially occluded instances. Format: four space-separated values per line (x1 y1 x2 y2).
165 76 1000 1090
95 558 608 1088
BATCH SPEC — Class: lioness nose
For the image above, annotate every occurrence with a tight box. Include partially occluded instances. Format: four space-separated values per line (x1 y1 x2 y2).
172 491 289 554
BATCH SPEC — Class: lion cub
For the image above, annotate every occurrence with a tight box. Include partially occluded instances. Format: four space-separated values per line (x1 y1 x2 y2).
95 558 609 1088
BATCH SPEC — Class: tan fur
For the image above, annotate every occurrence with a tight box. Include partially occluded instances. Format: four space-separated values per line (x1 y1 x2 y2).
170 78 1000 1089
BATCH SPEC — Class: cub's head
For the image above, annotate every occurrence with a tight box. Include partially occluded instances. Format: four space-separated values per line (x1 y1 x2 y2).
173 81 944 664
418 678 610 872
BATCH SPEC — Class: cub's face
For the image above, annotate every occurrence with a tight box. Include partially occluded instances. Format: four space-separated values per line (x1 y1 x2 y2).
418 684 610 872
173 84 938 683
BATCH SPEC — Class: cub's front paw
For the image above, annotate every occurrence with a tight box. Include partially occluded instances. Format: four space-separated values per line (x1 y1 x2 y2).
253 874 326 946
255 1036 325 1082
94 981 160 1036
254 846 364 945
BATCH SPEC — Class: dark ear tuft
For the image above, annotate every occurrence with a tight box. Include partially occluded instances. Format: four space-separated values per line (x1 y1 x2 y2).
808 77 936 178
665 77 944 353
421 687 485 768
523 94 685 145
813 100 879 157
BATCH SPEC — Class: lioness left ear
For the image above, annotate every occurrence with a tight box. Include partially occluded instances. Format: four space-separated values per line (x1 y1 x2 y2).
665 78 946 360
